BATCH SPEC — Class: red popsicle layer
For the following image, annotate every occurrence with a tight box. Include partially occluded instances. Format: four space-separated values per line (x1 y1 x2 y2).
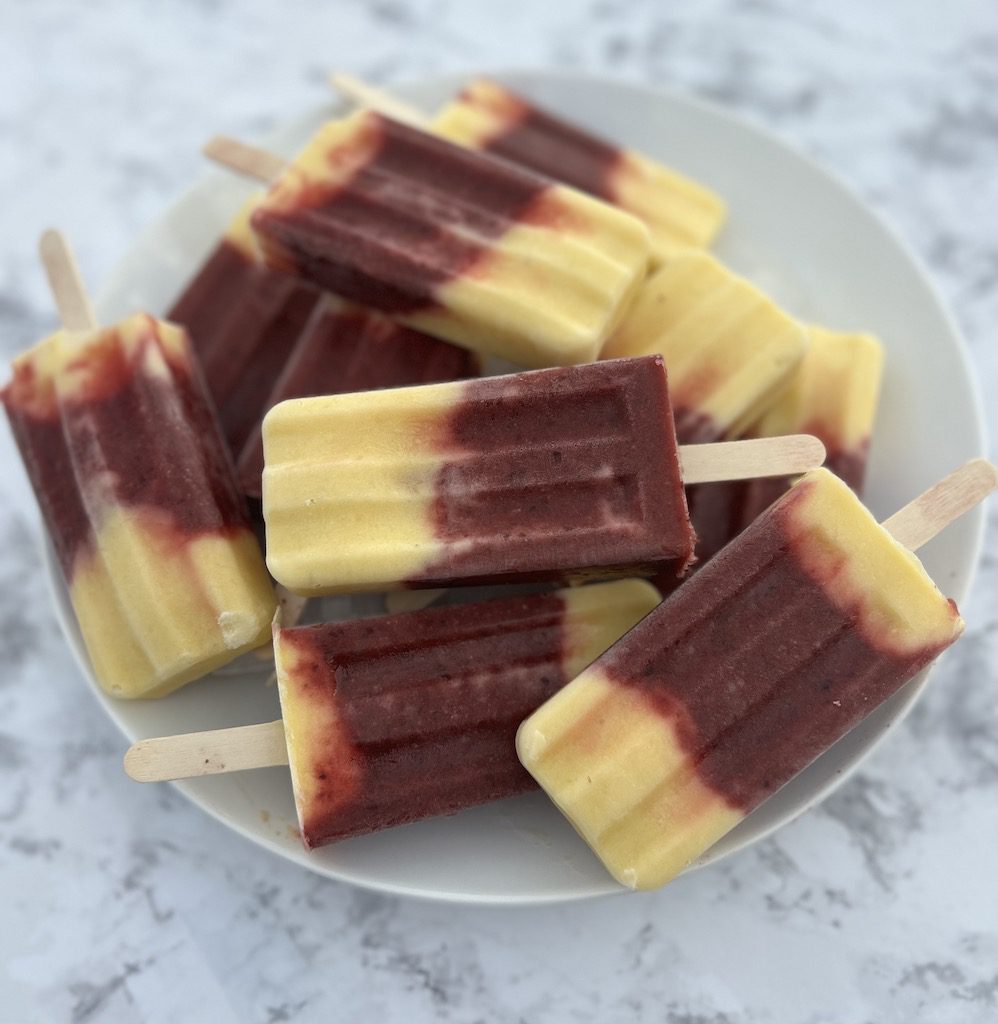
274 580 660 847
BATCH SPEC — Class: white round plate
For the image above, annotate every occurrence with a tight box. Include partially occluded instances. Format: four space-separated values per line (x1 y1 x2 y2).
43 72 986 904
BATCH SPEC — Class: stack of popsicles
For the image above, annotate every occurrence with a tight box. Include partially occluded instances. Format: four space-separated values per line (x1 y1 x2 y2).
6 76 992 894
168 196 479 499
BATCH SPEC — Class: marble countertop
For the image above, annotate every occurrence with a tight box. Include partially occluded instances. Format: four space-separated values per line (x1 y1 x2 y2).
2 1 996 1021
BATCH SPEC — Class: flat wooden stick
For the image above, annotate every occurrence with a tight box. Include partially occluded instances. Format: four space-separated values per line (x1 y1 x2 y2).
124 720 288 782
202 135 286 183
38 230 97 331
679 434 826 485
882 458 998 551
329 72 430 128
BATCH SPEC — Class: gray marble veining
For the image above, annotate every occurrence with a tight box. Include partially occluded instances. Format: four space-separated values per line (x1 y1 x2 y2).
1 1 996 1022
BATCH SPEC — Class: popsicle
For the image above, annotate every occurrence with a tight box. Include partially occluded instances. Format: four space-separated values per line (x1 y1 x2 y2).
517 461 996 890
261 354 826 596
206 110 652 368
601 252 807 444
2 233 276 698
123 579 662 845
737 325 884 522
167 194 324 460
331 74 726 265
681 325 885 572
234 296 479 498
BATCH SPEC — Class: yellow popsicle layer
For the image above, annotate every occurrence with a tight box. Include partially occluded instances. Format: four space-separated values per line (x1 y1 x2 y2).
601 252 807 441
751 325 884 453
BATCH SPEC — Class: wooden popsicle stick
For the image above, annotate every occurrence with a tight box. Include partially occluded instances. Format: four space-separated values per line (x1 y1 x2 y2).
329 72 431 129
679 434 826 485
123 719 288 783
38 230 98 331
202 135 286 183
883 458 998 551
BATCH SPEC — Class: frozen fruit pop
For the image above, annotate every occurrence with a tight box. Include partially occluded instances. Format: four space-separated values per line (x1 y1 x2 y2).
2 234 276 698
235 296 479 498
167 194 323 460
262 355 825 596
431 79 726 264
517 463 996 890
681 326 885 572
601 252 807 444
263 356 694 594
209 111 651 369
737 325 884 522
276 580 659 845
331 73 726 264
123 580 661 845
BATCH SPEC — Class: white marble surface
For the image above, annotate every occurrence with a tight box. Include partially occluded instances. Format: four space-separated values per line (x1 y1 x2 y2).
1 1 996 1021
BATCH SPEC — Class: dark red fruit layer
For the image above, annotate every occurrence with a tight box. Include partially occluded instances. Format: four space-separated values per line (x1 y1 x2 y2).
606 481 955 812
2 320 250 580
280 592 574 846
468 84 621 202
167 239 323 455
413 356 695 587
251 114 552 315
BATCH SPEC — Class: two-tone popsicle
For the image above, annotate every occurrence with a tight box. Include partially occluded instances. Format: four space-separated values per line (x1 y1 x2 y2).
683 325 884 570
3 234 277 698
517 460 996 890
205 111 652 369
332 73 727 264
261 355 827 596
123 580 661 844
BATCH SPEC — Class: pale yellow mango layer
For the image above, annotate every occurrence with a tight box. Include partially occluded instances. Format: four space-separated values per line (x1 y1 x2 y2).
601 252 806 436
274 627 363 839
72 514 275 699
255 110 651 369
222 193 268 262
561 579 661 678
751 326 884 450
785 469 963 656
409 192 649 368
431 79 726 265
611 153 726 263
518 668 742 889
262 383 460 595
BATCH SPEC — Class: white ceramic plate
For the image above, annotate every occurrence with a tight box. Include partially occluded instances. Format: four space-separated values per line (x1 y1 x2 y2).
43 72 986 904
